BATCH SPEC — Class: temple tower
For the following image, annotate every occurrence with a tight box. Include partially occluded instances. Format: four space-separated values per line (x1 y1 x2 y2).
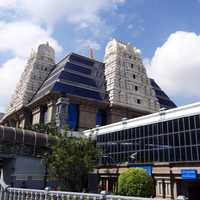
104 39 159 113
7 43 55 114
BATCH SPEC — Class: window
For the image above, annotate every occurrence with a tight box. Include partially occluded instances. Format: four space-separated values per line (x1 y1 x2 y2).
131 64 134 68
67 103 79 130
135 85 138 91
133 74 136 79
137 99 141 104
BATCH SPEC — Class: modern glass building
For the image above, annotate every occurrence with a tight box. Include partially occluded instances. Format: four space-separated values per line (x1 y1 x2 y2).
97 112 200 165
84 102 200 200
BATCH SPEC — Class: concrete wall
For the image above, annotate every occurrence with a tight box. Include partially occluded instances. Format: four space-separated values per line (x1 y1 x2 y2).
3 156 45 189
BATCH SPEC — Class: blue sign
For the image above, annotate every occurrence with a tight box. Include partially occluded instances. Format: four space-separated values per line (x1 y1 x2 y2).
181 169 198 180
128 165 152 176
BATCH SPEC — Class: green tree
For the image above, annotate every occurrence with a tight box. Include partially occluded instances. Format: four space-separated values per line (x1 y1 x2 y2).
47 131 98 192
32 124 98 192
117 168 154 197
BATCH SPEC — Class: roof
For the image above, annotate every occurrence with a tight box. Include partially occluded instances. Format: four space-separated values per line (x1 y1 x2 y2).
30 53 106 104
83 101 200 137
150 78 176 109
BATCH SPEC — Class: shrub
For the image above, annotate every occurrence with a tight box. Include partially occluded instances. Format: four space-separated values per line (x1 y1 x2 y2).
117 168 154 197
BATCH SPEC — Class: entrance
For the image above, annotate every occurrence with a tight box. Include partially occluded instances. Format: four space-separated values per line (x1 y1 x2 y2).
188 182 200 200
177 180 200 200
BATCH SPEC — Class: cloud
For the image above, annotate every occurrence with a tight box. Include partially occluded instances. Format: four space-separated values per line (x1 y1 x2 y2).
0 57 25 112
0 21 62 112
0 0 126 112
76 39 101 51
147 31 200 98
128 24 133 29
0 0 125 27
0 0 17 8
0 0 125 60
0 21 62 58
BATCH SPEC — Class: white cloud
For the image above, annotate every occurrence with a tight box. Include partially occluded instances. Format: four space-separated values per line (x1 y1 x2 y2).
76 39 101 51
0 0 126 112
0 57 25 112
0 21 62 57
0 0 125 27
0 21 62 112
147 31 200 98
128 24 133 29
0 0 17 8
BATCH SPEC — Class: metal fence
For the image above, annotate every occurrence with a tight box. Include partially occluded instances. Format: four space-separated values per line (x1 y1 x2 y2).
0 170 152 200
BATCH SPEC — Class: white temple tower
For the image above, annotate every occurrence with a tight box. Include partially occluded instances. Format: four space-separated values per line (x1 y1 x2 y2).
104 39 159 113
7 43 55 114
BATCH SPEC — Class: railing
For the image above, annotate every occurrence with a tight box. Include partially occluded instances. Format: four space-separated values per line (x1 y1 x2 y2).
0 170 152 200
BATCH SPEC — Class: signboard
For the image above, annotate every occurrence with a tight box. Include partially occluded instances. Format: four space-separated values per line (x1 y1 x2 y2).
181 169 198 180
128 165 152 176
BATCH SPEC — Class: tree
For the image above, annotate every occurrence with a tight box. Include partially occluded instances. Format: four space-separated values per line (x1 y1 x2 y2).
47 131 98 192
31 124 98 192
117 168 154 197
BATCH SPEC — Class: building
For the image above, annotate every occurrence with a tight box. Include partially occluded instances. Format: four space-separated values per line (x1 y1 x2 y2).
84 102 200 200
150 79 176 110
1 39 176 131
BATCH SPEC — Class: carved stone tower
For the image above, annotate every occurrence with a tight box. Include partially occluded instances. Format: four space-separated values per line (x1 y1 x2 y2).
104 39 159 113
7 43 55 114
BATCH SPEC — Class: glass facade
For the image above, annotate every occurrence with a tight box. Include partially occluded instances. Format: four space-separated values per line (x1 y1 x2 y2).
97 114 200 165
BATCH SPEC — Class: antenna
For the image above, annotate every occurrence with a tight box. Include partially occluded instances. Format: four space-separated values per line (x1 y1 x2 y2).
88 45 94 59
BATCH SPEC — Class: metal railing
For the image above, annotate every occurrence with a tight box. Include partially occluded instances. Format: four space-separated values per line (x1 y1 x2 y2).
0 170 152 200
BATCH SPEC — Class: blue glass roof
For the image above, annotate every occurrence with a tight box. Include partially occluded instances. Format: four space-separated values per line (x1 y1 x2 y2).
59 71 97 87
69 53 94 66
53 82 102 100
65 62 91 75
30 53 106 103
150 79 176 109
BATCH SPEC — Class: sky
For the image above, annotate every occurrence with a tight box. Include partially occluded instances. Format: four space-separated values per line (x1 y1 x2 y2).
0 0 200 112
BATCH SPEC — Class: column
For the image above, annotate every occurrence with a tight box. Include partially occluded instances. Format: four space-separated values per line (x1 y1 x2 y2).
164 179 173 200
47 100 56 124
173 181 177 200
32 107 40 125
106 178 109 192
155 179 164 199
55 97 69 129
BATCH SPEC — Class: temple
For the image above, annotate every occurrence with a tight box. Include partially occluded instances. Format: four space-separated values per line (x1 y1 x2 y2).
1 39 176 130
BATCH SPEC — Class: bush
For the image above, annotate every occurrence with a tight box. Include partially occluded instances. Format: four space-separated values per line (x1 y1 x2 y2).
117 168 154 197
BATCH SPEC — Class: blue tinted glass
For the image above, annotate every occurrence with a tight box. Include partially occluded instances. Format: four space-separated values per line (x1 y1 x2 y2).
59 71 96 87
96 110 106 126
67 103 78 130
65 63 91 75
53 82 102 100
70 54 94 66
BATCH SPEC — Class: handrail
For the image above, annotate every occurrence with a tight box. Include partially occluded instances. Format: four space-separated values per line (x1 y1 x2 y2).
0 169 152 200
0 169 9 190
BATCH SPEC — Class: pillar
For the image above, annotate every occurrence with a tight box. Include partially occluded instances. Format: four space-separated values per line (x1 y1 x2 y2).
106 178 109 192
156 179 164 199
32 107 40 125
47 100 56 124
173 181 177 200
164 179 173 200
55 97 69 129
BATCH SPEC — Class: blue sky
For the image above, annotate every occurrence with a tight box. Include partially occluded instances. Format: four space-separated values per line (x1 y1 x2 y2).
0 0 200 112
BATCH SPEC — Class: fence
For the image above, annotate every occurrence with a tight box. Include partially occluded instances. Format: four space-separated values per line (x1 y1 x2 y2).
0 170 152 200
